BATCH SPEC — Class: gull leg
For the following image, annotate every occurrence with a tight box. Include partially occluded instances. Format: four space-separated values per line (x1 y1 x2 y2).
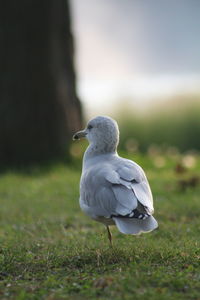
106 226 113 247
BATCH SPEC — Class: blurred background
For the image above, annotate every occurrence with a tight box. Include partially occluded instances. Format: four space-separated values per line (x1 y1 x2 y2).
71 0 200 155
71 0 200 116
0 2 200 297
0 0 200 166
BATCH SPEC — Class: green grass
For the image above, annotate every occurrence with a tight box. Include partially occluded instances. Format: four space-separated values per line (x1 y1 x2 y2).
0 153 200 299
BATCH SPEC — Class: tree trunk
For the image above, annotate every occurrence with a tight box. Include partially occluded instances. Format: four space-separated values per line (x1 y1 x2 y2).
0 0 82 165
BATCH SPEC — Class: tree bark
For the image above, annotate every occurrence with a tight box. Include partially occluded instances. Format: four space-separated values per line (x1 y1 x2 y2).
0 0 82 165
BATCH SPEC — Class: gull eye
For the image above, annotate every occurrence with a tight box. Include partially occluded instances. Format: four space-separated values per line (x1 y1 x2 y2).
88 124 93 130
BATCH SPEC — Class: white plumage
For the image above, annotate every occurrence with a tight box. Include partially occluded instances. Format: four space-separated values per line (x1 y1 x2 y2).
73 116 158 241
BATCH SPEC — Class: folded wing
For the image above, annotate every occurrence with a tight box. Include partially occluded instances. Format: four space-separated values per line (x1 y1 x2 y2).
81 159 154 218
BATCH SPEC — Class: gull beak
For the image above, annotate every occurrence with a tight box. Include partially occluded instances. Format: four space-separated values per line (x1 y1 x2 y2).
72 129 87 140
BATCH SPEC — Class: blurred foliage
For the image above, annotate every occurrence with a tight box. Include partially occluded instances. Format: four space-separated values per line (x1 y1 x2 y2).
115 94 200 153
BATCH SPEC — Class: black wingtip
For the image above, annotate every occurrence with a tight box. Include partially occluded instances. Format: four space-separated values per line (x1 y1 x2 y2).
111 209 150 220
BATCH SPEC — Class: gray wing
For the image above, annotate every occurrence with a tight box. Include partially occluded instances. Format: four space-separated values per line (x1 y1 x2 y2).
80 159 154 219
115 160 154 214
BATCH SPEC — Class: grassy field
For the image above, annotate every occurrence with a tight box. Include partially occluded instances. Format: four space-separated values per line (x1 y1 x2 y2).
0 153 200 300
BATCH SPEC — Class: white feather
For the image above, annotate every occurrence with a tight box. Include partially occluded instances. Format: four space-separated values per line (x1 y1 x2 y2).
113 216 158 235
76 116 158 235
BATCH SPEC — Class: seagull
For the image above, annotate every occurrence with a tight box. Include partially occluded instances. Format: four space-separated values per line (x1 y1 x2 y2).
73 116 158 245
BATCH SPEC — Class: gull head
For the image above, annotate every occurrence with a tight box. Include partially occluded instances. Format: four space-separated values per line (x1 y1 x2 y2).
73 116 119 154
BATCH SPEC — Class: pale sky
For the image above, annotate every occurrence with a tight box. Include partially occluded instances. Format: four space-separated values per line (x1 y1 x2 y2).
70 0 200 116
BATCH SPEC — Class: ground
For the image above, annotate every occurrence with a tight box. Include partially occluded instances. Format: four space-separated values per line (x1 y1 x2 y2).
0 153 199 300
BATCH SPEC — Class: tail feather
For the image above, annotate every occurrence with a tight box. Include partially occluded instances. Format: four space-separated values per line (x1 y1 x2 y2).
113 216 158 235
